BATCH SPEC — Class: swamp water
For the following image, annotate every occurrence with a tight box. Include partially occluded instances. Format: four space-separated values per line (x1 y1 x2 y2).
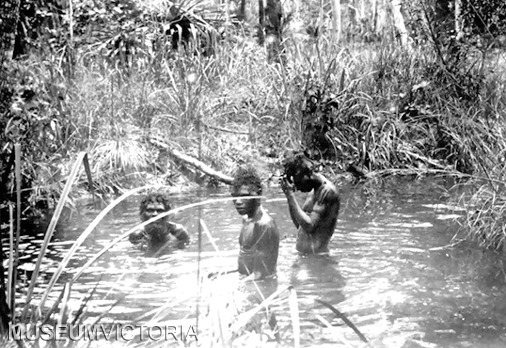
10 177 506 347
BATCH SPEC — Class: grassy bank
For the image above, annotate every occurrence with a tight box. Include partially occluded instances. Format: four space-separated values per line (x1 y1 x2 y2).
1 1 505 195
15 36 506 185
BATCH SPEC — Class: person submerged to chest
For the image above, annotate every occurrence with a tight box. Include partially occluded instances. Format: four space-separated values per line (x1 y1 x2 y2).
129 193 189 254
232 167 280 280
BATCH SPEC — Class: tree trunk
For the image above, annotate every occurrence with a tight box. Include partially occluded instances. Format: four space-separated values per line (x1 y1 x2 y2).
149 138 234 185
331 0 341 42
454 0 464 40
260 0 283 63
372 0 378 33
238 0 247 21
389 0 410 47
258 0 265 43
0 0 21 61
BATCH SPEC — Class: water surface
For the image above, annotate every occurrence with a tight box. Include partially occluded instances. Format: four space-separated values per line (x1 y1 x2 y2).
11 177 506 347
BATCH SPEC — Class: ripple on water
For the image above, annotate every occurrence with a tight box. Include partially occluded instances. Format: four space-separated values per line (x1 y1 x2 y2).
14 181 506 347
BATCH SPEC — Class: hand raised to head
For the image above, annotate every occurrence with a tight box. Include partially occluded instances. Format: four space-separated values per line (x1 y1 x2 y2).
280 175 295 195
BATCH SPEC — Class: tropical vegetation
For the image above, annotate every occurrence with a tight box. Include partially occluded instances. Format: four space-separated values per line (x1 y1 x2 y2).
0 0 505 346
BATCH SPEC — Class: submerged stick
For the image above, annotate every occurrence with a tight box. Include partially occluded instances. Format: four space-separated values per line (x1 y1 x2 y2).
315 299 368 343
81 153 96 205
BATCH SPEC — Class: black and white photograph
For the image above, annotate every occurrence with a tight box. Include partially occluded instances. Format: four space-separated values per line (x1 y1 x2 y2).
1 0 505 347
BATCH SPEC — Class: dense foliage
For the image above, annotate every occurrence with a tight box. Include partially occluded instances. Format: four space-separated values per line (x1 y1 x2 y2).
0 0 505 233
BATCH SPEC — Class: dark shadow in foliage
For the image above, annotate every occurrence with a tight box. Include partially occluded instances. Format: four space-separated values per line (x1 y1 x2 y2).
13 0 65 59
301 72 339 162
161 5 220 57
167 8 194 51
460 0 506 45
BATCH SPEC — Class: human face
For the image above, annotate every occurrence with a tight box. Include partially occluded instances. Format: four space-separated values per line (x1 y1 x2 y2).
143 202 167 224
231 185 260 217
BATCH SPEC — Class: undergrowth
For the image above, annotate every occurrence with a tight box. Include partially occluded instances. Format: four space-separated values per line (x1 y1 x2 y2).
2 2 506 328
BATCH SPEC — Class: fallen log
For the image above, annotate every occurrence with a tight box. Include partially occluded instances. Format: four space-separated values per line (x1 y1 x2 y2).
150 138 234 185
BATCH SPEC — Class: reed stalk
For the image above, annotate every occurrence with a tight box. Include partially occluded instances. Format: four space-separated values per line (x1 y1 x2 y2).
288 287 300 348
21 152 92 322
11 144 21 322
34 184 158 319
7 206 14 322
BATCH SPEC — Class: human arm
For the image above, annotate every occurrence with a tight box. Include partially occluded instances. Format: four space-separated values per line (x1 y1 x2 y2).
280 176 319 231
129 229 145 244
168 222 190 244
250 220 280 279
282 181 339 235
280 177 302 229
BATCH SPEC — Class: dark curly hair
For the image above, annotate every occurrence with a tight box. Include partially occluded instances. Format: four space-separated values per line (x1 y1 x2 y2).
283 151 317 178
139 192 171 217
231 166 263 194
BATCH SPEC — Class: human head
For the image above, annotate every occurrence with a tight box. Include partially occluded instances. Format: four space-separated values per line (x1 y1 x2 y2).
140 192 171 223
283 151 318 192
231 166 263 217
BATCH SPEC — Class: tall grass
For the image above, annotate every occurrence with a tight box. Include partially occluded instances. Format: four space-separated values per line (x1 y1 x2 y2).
10 16 505 247
455 179 506 253
10 2 504 194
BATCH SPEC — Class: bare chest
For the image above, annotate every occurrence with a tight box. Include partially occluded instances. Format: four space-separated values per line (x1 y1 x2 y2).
302 192 316 212
239 220 257 247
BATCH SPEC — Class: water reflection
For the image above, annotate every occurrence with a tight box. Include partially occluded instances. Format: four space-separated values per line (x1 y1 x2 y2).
289 254 345 302
6 178 506 347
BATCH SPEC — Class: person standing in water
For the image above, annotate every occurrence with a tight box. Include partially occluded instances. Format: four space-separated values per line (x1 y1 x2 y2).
280 152 340 254
231 166 280 280
129 192 189 253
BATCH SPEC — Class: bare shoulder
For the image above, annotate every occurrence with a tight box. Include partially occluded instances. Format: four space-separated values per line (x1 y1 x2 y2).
317 180 340 204
256 207 279 232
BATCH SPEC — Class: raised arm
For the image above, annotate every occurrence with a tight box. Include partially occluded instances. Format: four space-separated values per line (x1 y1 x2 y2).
281 177 304 229
281 179 339 235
